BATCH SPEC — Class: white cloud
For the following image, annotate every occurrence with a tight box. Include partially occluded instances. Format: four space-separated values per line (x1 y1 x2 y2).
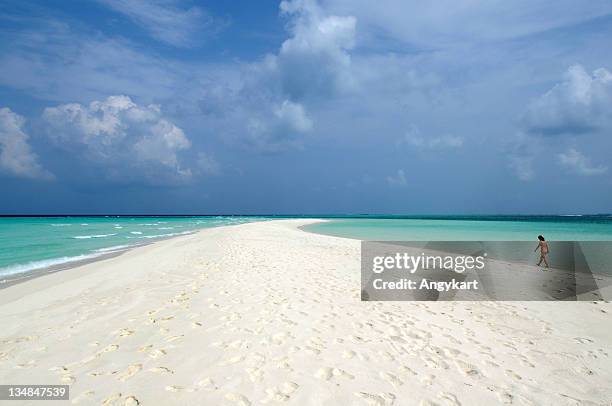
229 1 354 151
97 0 221 47
43 95 192 183
557 148 607 175
523 65 612 135
246 100 313 152
0 107 53 180
401 125 463 149
386 169 407 187
271 0 357 100
510 66 612 181
274 100 314 133
324 0 612 47
0 1 430 157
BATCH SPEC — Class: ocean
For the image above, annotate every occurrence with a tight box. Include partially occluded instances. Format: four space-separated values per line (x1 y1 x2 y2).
303 215 612 241
303 216 612 275
2 215 612 282
0 216 261 281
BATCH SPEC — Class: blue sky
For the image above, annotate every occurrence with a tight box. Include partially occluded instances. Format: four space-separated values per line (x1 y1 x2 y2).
1 0 611 214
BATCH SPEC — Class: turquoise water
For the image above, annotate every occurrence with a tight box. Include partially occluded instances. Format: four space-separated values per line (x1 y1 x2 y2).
303 216 612 241
0 216 261 280
3 215 612 282
304 216 612 275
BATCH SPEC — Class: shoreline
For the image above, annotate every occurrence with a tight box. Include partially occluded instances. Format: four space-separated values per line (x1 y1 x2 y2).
3 215 612 289
0 220 248 306
0 219 611 405
0 237 176 290
5 219 327 292
0 220 268 289
0 248 130 290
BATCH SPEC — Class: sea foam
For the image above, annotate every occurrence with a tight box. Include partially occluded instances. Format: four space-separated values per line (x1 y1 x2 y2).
0 253 103 278
72 233 117 239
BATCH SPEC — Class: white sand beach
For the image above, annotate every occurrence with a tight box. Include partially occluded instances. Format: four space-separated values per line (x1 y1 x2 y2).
1 219 611 405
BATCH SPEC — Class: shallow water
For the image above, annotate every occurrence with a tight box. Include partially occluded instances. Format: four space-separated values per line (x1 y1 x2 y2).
305 216 612 276
0 216 261 279
304 216 612 241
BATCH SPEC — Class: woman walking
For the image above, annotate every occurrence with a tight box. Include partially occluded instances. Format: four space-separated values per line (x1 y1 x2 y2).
535 235 550 269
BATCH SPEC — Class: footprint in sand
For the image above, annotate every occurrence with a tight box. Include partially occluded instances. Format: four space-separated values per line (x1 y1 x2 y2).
71 390 95 404
115 328 135 338
149 366 174 374
15 360 36 369
379 371 403 387
487 386 513 404
273 356 292 370
61 374 76 384
315 367 355 381
245 367 264 382
118 364 142 381
496 391 514 404
225 392 252 406
454 359 482 378
438 392 461 405
102 393 122 406
124 396 140 406
573 365 595 376
271 332 292 345
442 347 462 357
314 367 334 380
304 346 321 355
419 374 435 386
149 349 167 359
149 316 175 325
100 344 119 354
101 393 140 406
504 369 522 381
518 356 535 368
281 382 299 395
342 350 356 359
422 356 449 370
378 351 396 362
196 377 218 391
399 366 418 376
261 383 298 403
354 391 396 406
443 334 462 345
